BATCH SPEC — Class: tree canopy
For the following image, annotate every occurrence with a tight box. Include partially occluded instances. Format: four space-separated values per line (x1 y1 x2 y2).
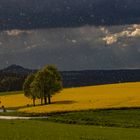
23 73 36 106
23 65 63 106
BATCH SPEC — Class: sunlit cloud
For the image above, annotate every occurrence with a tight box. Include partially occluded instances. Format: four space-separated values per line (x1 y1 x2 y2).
102 24 140 45
5 30 32 36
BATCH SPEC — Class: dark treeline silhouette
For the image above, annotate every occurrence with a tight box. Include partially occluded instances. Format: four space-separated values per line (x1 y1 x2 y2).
0 65 32 92
62 70 140 87
0 72 26 92
0 65 140 92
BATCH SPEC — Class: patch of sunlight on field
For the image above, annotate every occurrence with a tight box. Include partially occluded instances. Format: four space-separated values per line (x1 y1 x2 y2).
0 92 40 108
17 82 140 113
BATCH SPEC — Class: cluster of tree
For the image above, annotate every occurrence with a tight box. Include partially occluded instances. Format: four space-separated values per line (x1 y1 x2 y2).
23 65 63 106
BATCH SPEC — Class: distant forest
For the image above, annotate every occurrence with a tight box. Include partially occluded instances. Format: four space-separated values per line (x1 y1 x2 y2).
0 65 140 92
0 72 26 92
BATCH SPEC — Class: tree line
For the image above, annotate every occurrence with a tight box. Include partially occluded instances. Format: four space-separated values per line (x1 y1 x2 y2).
0 73 26 92
23 65 63 106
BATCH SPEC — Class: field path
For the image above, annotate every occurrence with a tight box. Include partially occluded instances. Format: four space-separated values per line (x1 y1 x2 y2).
0 116 48 120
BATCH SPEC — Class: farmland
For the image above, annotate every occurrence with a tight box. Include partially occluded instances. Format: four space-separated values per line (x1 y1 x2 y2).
0 82 140 140
0 82 140 113
1 119 140 140
48 109 140 128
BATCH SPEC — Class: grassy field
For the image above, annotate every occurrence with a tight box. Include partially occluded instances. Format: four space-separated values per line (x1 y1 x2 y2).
0 119 140 140
0 82 140 113
48 109 140 128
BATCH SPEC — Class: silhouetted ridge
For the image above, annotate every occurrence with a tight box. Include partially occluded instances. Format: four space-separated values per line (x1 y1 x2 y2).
1 65 34 75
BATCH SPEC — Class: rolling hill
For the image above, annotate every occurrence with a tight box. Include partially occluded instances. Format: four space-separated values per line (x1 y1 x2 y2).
0 82 140 113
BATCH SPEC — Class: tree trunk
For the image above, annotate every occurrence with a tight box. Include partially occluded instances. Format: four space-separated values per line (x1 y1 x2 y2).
41 98 43 105
44 96 47 105
48 94 51 104
33 98 35 106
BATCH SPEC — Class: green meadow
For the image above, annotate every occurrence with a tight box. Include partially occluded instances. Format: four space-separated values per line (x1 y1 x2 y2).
1 119 140 140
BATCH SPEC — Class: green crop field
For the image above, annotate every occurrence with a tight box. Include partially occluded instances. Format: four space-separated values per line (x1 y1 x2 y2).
48 109 140 128
0 119 140 140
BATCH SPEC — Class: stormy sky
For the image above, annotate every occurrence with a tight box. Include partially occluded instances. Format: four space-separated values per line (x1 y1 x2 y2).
0 0 140 70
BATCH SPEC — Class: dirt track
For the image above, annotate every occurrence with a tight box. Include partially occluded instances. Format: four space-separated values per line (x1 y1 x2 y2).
0 116 48 120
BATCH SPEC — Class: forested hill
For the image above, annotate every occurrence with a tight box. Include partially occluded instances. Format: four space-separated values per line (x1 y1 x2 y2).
0 65 140 92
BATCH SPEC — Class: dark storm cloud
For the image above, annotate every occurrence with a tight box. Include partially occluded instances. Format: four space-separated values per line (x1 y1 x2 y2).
0 0 140 70
0 25 140 70
0 0 140 30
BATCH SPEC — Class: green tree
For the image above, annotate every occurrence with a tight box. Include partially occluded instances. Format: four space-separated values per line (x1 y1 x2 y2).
32 65 63 104
23 74 36 106
46 65 63 104
30 73 44 105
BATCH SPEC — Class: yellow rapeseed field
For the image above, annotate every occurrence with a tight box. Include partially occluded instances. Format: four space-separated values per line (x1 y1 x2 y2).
0 82 140 113
0 92 40 108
